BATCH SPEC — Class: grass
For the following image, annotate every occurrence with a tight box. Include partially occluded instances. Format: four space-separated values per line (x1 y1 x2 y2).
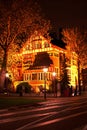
0 96 44 109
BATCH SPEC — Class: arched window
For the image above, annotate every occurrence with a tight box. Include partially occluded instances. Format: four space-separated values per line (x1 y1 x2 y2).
44 42 50 48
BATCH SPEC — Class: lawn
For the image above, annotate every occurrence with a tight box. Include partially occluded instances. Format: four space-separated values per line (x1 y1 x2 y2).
0 96 44 109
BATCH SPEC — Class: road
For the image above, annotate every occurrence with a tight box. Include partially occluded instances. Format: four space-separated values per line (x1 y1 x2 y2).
0 96 87 130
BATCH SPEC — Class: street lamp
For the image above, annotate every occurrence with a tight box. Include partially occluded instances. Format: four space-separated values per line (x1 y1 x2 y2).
6 72 9 78
4 71 9 94
52 72 57 97
52 72 56 77
43 68 48 100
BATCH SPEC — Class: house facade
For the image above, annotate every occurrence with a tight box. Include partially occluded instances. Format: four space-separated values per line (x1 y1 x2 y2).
13 32 78 93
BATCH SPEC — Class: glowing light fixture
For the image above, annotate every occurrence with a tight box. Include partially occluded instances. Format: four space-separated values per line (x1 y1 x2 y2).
52 72 57 97
43 67 48 100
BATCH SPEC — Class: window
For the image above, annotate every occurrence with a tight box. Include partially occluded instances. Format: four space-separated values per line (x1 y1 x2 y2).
32 73 37 80
49 53 53 56
54 53 58 57
44 42 50 48
35 43 41 49
41 73 43 80
38 73 40 80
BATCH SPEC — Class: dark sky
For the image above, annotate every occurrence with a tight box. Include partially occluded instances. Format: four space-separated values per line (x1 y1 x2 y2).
38 0 87 31
1 0 87 32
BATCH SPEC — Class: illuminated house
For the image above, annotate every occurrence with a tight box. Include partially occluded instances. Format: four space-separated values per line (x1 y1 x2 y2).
14 31 78 93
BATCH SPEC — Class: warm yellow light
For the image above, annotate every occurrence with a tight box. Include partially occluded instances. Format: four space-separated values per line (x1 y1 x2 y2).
6 73 9 77
52 72 56 77
71 65 78 87
43 68 48 73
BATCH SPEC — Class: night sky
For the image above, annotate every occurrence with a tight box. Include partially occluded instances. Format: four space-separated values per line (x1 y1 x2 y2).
1 0 87 32
38 0 87 31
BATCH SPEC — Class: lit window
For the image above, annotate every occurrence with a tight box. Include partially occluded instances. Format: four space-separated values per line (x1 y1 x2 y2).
32 73 37 80
49 53 53 56
54 53 58 57
44 42 50 48
38 73 40 80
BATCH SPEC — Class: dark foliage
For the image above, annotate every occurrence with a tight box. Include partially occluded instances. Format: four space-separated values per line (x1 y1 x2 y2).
49 31 66 49
60 55 70 96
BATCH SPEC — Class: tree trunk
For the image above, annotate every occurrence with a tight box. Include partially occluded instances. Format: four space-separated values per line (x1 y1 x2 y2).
0 49 8 89
2 49 8 70
78 59 81 95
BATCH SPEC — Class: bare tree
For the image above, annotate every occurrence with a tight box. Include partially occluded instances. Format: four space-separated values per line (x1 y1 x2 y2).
62 27 87 94
0 0 51 88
